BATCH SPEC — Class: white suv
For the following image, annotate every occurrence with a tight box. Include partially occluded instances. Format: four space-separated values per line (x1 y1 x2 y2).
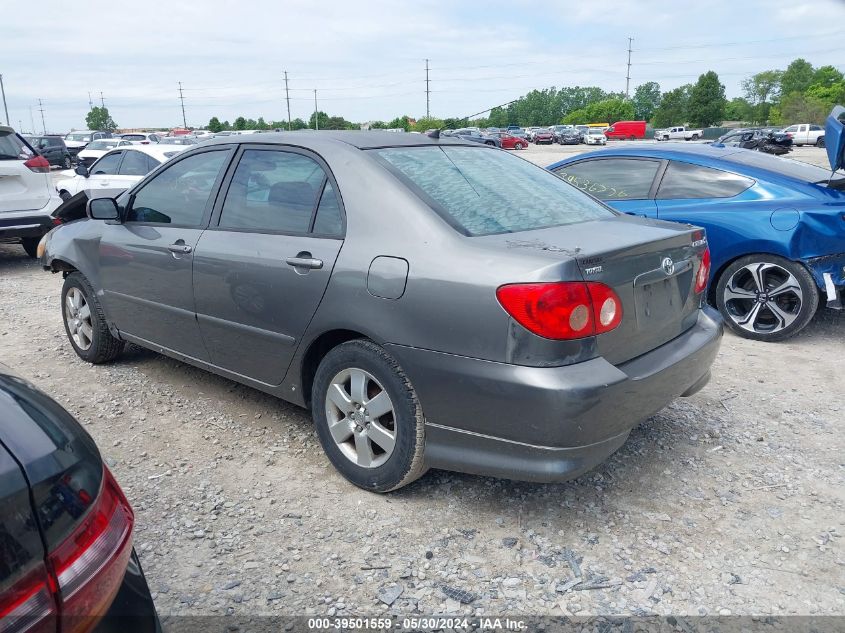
0 126 62 257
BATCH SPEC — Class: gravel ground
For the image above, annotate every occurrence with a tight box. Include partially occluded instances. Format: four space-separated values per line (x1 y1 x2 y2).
1 143 842 619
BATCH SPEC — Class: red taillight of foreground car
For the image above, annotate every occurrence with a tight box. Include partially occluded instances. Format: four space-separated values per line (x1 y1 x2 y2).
695 247 711 294
23 156 51 173
496 281 623 340
0 466 134 633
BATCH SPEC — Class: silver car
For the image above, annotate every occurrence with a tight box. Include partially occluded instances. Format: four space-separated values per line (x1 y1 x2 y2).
41 132 722 492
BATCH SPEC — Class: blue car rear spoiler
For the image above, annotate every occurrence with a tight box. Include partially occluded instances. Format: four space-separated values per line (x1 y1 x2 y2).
825 105 844 173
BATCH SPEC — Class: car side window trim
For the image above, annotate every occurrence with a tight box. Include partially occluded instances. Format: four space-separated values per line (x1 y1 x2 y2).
653 159 756 200
208 143 347 239
121 146 235 229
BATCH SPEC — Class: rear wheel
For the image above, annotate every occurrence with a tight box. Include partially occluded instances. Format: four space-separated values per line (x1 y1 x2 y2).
20 237 39 258
312 340 426 492
62 155 72 169
61 272 125 363
514 142 524 150
715 255 818 342
816 136 825 148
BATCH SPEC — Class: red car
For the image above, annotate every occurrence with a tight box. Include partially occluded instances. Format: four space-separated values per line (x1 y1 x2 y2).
494 133 528 150
604 120 646 140
532 130 555 144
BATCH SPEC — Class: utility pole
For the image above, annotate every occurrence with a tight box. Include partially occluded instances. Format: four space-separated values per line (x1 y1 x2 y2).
313 89 318 130
283 71 291 130
28 106 35 134
88 91 93 109
625 37 634 99
100 91 105 107
37 99 46 134
0 74 9 125
178 81 187 128
424 58 430 119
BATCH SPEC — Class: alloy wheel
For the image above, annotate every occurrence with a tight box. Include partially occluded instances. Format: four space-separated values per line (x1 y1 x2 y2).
722 262 803 335
324 368 396 468
65 287 94 350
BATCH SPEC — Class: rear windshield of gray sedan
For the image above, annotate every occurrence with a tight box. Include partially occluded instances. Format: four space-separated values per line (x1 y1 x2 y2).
375 146 613 236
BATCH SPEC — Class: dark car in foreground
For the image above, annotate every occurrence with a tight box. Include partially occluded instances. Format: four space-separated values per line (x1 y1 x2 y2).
24 135 74 168
41 131 721 491
557 128 583 145
547 108 845 342
0 366 159 633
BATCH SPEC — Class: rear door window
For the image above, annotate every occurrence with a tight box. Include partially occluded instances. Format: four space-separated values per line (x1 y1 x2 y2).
375 146 612 236
552 158 661 200
218 149 327 233
656 161 754 199
118 151 151 176
90 151 123 175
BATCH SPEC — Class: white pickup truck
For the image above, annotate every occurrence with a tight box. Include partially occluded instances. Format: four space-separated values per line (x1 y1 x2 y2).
781 123 825 147
654 126 704 141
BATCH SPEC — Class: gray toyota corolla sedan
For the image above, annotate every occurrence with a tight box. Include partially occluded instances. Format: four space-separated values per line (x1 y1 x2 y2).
40 131 722 492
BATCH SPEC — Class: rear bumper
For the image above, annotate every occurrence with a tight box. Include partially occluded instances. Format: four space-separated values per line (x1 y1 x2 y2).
0 198 61 240
387 306 722 483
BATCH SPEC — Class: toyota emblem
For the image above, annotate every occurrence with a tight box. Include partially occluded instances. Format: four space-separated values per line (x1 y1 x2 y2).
661 257 675 275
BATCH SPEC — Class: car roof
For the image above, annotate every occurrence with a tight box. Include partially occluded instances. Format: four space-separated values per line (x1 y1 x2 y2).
198 130 478 151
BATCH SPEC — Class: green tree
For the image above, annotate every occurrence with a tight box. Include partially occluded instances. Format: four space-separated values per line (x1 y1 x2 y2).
651 84 692 128
309 111 330 129
632 82 661 121
584 98 635 123
85 106 117 131
385 115 411 131
724 97 752 122
807 81 845 105
811 65 844 89
289 118 308 130
687 71 726 127
779 58 815 98
412 117 445 132
561 108 588 125
741 70 782 123
233 116 247 130
207 117 224 132
773 92 831 125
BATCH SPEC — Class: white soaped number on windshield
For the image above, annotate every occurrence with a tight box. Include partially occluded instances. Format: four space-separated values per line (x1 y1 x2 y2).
558 171 628 199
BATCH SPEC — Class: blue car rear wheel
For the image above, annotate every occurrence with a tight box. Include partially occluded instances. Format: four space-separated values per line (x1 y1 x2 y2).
715 255 818 342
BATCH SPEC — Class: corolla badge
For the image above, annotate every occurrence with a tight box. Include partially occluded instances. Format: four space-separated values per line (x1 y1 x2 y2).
661 257 675 275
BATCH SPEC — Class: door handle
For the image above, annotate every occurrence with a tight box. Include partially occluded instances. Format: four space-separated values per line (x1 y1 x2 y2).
285 256 323 270
168 243 193 254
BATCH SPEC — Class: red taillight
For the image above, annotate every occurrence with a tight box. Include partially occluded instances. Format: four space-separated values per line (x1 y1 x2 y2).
496 281 623 340
49 467 134 622
23 156 51 173
52 218 64 226
695 247 711 294
0 565 57 633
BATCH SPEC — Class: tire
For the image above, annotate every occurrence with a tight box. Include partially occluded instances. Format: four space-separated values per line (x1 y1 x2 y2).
484 141 495 146
311 339 426 492
62 156 72 169
61 272 125 363
514 142 524 150
20 237 39 258
691 134 699 140
816 136 825 148
715 254 818 342
59 190 71 201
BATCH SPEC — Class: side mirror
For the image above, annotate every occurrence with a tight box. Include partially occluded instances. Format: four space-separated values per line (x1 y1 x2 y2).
75 164 89 177
87 197 120 221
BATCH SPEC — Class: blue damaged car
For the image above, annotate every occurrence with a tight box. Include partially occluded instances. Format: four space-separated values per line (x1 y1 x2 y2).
548 106 845 342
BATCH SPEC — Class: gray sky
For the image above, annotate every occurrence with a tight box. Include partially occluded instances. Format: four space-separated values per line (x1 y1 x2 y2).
3 0 844 133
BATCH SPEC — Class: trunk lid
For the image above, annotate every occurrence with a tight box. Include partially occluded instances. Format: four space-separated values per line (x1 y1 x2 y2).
488 215 706 365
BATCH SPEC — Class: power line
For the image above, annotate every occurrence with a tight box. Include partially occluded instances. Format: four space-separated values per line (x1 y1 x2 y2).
635 45 845 66
178 81 187 128
37 98 46 134
625 36 634 98
283 71 291 130
425 58 430 118
636 31 844 51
